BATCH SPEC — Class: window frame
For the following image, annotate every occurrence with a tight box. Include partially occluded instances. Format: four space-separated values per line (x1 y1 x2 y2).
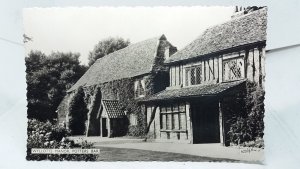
134 79 146 98
160 103 187 132
184 64 202 87
129 114 138 126
222 55 245 82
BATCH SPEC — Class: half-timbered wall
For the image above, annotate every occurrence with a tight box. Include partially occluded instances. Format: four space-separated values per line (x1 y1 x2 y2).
169 46 265 88
145 102 192 142
162 46 265 144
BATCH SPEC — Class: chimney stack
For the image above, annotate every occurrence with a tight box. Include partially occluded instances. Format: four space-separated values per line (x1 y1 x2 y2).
232 6 244 19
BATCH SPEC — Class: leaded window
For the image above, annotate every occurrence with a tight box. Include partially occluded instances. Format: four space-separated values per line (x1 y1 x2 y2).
196 66 202 84
223 56 244 82
185 65 202 86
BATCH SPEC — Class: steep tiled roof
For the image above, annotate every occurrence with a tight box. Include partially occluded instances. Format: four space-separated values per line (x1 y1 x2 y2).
141 80 246 102
166 8 267 64
68 35 167 92
102 100 125 118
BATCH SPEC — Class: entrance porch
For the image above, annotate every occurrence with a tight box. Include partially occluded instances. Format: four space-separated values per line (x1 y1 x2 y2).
99 99 127 138
142 80 246 145
190 98 223 144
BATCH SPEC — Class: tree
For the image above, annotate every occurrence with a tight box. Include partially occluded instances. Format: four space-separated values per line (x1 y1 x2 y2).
26 51 87 121
68 87 88 135
88 37 130 66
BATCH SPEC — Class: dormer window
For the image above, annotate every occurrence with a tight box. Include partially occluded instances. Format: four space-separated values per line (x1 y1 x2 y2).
134 79 145 98
185 65 202 86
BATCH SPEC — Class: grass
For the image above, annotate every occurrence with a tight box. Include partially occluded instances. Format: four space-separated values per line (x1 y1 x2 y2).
96 146 237 162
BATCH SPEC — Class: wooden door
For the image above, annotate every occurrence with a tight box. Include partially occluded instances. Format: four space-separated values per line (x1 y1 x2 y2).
102 118 108 137
191 100 220 143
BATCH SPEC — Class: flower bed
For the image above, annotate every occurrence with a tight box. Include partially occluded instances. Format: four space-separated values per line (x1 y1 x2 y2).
27 119 98 161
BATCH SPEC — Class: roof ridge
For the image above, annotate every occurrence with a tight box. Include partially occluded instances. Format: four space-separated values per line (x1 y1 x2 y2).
68 35 167 92
201 7 267 36
185 7 267 50
166 7 267 64
94 35 164 64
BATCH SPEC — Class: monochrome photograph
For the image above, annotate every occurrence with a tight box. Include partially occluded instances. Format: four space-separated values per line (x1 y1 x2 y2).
24 6 267 162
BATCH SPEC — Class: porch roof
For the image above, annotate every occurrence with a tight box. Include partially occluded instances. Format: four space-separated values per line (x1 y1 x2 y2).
140 80 246 102
102 100 125 118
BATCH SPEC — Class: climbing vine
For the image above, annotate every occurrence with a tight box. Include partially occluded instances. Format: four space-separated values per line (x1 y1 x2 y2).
226 81 265 146
67 87 88 135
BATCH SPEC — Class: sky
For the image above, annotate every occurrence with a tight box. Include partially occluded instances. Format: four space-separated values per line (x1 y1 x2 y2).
23 6 235 65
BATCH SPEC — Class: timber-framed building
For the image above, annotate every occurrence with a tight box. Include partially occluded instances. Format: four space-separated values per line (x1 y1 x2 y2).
141 7 267 145
57 7 267 146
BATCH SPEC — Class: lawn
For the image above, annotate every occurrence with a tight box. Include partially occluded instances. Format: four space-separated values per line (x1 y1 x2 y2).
96 146 237 162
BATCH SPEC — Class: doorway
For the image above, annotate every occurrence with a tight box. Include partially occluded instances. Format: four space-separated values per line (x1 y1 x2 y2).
191 100 220 143
102 118 108 137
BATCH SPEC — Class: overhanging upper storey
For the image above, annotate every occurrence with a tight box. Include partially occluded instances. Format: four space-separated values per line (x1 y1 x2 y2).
165 7 267 89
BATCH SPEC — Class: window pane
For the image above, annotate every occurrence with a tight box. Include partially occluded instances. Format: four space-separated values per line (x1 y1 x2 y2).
138 80 145 96
208 60 214 80
179 113 186 130
134 81 138 97
179 103 185 112
185 68 190 86
173 103 179 112
162 114 166 129
175 66 180 86
191 68 196 85
161 106 166 113
171 67 176 86
166 105 172 113
166 114 172 129
223 57 244 81
173 113 179 129
140 80 145 95
196 66 202 84
135 80 145 97
179 66 182 85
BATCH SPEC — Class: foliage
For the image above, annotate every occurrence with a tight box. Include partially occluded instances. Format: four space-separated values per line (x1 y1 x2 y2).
86 86 102 136
27 119 98 161
227 81 265 146
26 51 87 121
128 125 145 137
68 87 88 135
103 78 146 136
88 37 130 66
240 137 264 148
227 117 253 144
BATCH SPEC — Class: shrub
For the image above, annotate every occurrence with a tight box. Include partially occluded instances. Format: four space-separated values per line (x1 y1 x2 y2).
227 117 253 145
27 119 98 161
68 87 88 135
240 137 264 148
227 81 265 147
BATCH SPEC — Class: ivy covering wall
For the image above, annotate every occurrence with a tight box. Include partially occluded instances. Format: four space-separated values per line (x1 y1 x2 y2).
224 81 265 146
57 37 173 137
67 87 88 135
58 75 153 137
